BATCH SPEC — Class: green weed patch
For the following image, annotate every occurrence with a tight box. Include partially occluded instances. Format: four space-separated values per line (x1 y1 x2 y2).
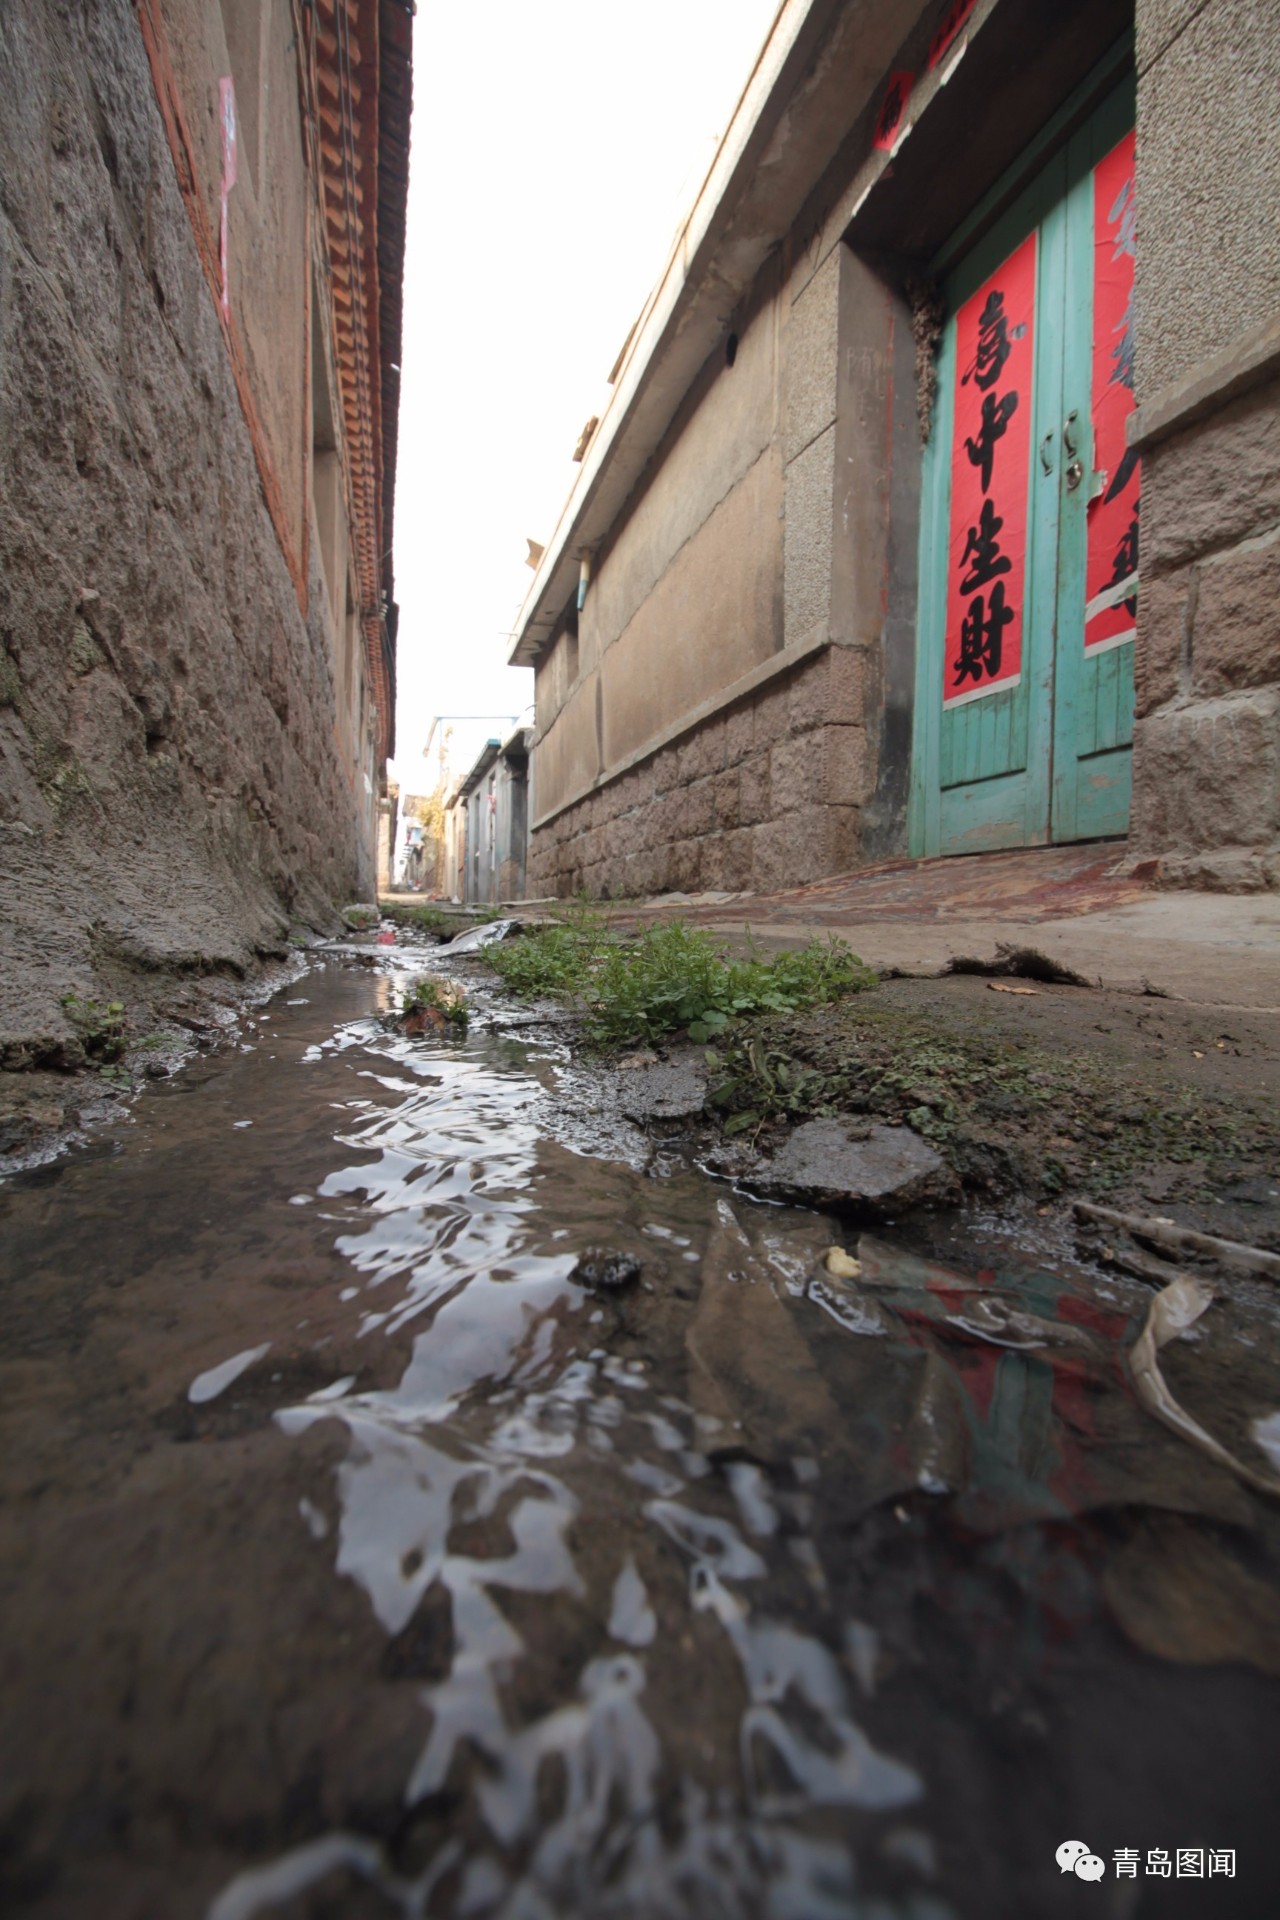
485 908 875 1050
61 992 127 1065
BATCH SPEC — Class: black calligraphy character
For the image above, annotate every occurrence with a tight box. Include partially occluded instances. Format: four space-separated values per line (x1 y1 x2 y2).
964 389 1018 493
929 0 974 65
964 290 1012 391
1104 502 1139 616
877 80 906 143
958 497 1012 593
1109 295 1135 395
953 579 1014 687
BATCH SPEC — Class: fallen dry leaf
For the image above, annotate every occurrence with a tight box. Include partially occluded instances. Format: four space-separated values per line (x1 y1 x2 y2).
823 1247 862 1281
1129 1274 1280 1499
988 982 1039 995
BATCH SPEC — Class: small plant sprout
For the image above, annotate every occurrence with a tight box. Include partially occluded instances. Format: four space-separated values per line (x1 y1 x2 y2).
61 992 128 1065
399 976 468 1037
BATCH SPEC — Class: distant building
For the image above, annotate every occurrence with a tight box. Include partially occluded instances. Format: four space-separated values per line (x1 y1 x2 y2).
448 729 534 906
377 781 400 896
0 0 411 1058
513 0 1279 898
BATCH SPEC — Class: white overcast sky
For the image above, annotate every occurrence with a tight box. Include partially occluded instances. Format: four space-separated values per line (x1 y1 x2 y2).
388 0 782 793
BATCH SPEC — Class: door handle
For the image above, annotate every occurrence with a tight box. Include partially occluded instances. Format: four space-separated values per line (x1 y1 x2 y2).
1063 409 1080 457
1040 430 1055 474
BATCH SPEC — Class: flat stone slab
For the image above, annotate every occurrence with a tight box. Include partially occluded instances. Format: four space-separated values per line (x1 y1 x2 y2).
748 1119 955 1212
615 1052 707 1122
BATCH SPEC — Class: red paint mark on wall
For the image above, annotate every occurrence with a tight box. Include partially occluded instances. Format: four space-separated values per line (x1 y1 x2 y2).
218 77 237 320
873 72 915 151
1084 129 1139 654
943 231 1037 708
135 5 304 612
928 0 977 69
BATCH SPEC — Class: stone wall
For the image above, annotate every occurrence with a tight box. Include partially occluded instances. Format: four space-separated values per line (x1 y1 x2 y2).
528 646 866 899
1131 379 1280 887
0 1 374 1063
1130 0 1280 887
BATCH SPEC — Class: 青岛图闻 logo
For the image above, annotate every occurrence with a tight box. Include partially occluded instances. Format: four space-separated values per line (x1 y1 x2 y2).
1057 1842 1106 1881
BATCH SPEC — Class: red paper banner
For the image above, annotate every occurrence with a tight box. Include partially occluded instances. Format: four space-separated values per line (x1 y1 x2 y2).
928 0 977 69
1085 129 1139 653
873 72 915 152
943 231 1037 707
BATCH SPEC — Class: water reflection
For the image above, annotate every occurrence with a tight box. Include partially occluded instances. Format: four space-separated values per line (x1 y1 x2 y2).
4 957 1274 1918
214 996 932 1919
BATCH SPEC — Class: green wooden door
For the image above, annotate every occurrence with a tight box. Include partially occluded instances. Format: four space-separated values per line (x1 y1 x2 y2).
910 83 1137 857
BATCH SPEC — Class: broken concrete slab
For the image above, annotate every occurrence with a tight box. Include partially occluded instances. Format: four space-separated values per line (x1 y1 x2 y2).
746 1118 957 1212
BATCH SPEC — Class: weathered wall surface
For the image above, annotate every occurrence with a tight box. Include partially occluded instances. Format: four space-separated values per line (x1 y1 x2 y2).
530 239 876 891
1135 0 1280 397
1130 0 1280 885
0 2 372 1066
533 271 788 823
527 646 865 899
529 0 1280 901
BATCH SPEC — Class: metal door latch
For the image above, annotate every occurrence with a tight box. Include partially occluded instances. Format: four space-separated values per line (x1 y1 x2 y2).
1063 409 1083 488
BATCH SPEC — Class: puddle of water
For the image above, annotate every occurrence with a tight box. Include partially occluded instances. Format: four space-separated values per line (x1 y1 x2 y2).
0 955 1277 1919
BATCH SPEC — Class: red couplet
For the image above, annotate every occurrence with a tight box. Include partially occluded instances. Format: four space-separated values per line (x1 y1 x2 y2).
943 230 1037 708
872 72 915 152
927 0 977 69
1085 129 1139 653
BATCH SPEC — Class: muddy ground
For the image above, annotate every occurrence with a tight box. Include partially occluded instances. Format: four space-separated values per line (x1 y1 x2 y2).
710 973 1280 1240
435 920 1280 1262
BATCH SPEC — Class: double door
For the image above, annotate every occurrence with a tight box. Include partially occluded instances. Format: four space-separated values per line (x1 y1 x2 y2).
911 85 1138 856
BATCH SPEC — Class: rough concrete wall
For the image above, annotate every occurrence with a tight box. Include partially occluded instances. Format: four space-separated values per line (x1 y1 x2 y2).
1130 0 1280 886
783 249 840 649
533 273 784 821
528 647 864 900
600 448 784 769
535 679 601 824
1136 0 1280 397
590 280 780 657
0 1 371 1064
528 229 889 877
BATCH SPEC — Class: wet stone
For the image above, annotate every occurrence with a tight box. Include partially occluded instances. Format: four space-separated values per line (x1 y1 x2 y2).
747 1118 956 1212
572 1247 643 1292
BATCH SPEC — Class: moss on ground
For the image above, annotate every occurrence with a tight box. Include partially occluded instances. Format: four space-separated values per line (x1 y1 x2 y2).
722 992 1279 1207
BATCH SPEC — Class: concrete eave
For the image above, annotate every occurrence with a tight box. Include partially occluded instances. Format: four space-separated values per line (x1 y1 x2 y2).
457 739 502 798
510 0 921 670
500 725 533 762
